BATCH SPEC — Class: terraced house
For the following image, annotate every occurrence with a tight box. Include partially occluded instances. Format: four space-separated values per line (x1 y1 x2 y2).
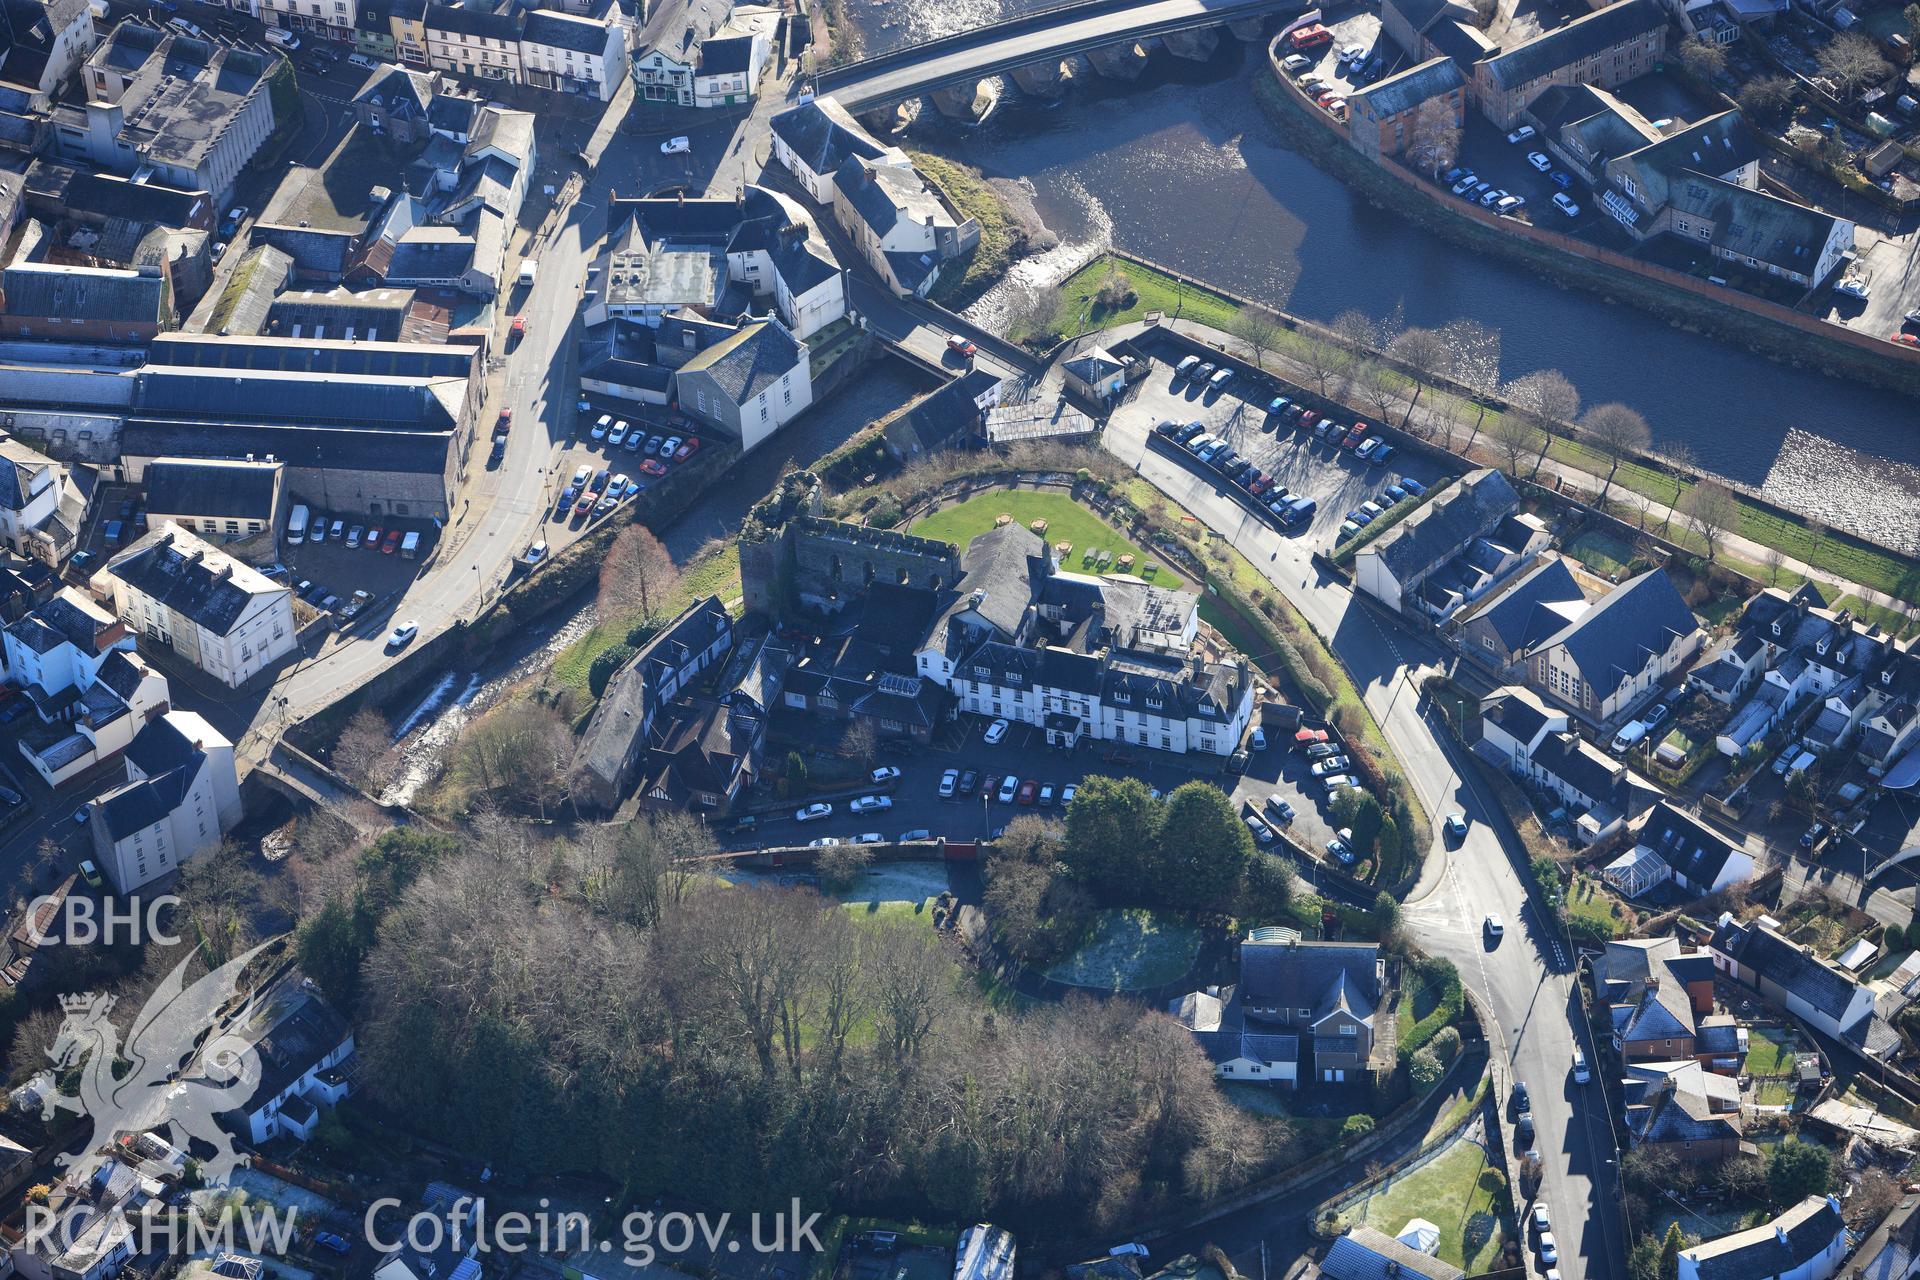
1468 0 1668 129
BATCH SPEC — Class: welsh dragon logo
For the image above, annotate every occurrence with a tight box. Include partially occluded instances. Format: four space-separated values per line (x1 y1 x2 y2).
40 944 273 1187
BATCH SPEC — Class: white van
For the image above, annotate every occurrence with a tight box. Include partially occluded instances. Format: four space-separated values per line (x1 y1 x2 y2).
1610 720 1649 754
287 504 310 545
1787 750 1816 779
400 530 421 560
168 17 202 37
265 27 299 47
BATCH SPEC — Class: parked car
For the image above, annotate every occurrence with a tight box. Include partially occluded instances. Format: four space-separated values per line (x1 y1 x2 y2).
1306 742 1342 760
1507 124 1536 143
947 334 977 357
1062 783 1078 805
998 775 1020 804
794 802 833 822
850 794 892 813
1570 1051 1590 1084
1265 795 1295 822
1450 172 1479 195
1400 477 1426 496
1369 444 1396 467
661 135 691 154
958 768 980 795
1527 151 1552 172
1016 779 1039 805
1326 835 1353 863
1244 814 1274 844
871 765 902 785
1553 192 1582 217
1310 757 1351 777
985 718 1010 745
939 769 959 797
1320 774 1356 793
386 620 419 648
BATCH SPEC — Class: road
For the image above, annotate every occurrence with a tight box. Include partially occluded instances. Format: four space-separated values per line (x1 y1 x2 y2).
1101 363 1627 1280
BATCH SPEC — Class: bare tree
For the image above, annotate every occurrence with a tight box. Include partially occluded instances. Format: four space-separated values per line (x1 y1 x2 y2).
1684 480 1741 561
1388 327 1450 433
1357 362 1400 421
867 920 957 1062
1505 368 1579 477
333 708 395 792
1763 545 1787 585
1738 75 1796 123
1331 308 1383 354
815 843 873 893
1005 281 1062 344
1486 411 1536 478
1229 308 1285 370
1580 403 1652 503
1299 329 1354 396
453 698 574 816
1404 99 1462 178
598 525 681 625
1818 32 1892 99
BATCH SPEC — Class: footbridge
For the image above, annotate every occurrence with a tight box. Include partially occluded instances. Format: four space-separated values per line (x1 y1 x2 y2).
814 0 1302 110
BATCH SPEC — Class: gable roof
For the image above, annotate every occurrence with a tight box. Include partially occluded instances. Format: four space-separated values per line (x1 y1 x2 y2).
1321 1228 1464 1280
770 95 897 177
1668 171 1846 277
522 8 611 54
1680 1197 1844 1280
675 319 802 406
1240 938 1380 1010
1465 557 1587 653
1 262 167 323
1534 568 1699 699
1479 0 1665 91
1637 801 1744 889
98 523 285 637
1362 469 1519 585
143 458 279 521
1351 56 1466 118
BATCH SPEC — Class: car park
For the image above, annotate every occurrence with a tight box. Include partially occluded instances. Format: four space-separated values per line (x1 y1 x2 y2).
794 802 832 822
850 794 892 813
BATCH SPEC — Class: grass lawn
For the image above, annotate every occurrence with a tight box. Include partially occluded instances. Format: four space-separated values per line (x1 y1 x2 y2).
1567 876 1632 940
1421 1071 1488 1147
1754 1078 1795 1106
1353 1139 1506 1272
550 542 741 697
1744 1028 1797 1078
1832 593 1917 639
1044 907 1201 990
1564 529 1639 579
834 862 948 931
910 492 1183 587
1028 254 1245 344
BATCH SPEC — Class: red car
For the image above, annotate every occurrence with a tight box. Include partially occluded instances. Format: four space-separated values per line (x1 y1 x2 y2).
1343 426 1370 449
639 458 667 476
946 334 977 357
574 494 594 517
678 437 701 459
510 315 526 339
1016 779 1039 806
1295 728 1329 747
382 529 401 554
498 408 512 428
1895 334 1920 347
1296 406 1319 428
983 774 1003 800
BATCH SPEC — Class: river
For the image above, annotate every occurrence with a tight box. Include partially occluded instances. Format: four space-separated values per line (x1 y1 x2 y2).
868 38 1920 552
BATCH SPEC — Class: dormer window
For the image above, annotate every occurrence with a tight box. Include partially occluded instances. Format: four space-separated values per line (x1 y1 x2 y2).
1005 672 1022 685
973 665 989 680
1772 619 1783 637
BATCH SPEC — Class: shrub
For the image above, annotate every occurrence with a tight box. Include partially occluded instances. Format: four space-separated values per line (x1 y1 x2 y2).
1431 1026 1462 1066
867 493 904 528
625 620 661 649
588 643 636 697
1341 1114 1375 1139
1409 1047 1443 1091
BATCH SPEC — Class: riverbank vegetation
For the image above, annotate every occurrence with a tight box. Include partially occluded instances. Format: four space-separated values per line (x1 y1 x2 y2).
1034 249 1920 612
910 150 1021 312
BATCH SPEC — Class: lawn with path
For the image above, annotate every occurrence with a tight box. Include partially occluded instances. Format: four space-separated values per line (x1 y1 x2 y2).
1044 908 1201 990
1351 1138 1506 1272
911 492 1183 587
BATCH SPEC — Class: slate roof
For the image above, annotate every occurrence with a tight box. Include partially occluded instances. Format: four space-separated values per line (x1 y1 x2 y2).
1240 938 1380 1014
1482 684 1555 748
123 709 201 779
675 320 801 407
1534 568 1699 700
770 95 895 177
522 8 610 54
1680 1197 1845 1280
1362 469 1518 586
1 262 166 322
1479 0 1665 91
1668 171 1846 278
1466 557 1587 654
427 91 479 137
1351 56 1466 118
97 764 193 841
1722 920 1864 1024
144 458 279 521
1321 1228 1464 1280
1530 731 1623 803
122 420 455 477
833 154 953 238
101 524 287 636
696 31 754 74
945 523 1047 641
1637 801 1743 890
350 63 434 114
423 2 519 40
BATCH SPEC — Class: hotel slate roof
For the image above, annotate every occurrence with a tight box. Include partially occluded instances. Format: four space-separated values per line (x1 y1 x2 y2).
102 526 283 637
676 320 801 406
523 9 610 54
1479 0 1665 91
1533 568 1698 699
